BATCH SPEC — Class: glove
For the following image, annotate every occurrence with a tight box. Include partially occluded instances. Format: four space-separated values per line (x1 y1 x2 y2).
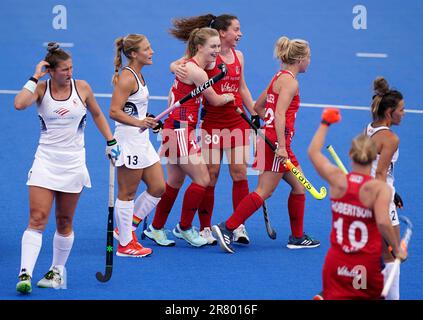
394 192 403 209
251 115 261 131
146 113 163 133
321 108 341 126
105 138 121 165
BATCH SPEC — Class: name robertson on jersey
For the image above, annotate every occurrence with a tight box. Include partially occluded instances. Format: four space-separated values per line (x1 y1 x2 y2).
331 201 373 219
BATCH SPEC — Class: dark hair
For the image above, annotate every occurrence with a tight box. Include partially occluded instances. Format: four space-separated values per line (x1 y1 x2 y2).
169 13 238 41
371 77 403 121
44 42 71 69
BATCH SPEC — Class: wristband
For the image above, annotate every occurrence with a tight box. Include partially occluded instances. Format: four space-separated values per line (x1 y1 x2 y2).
321 120 331 126
23 80 37 94
224 94 230 104
29 77 39 84
107 138 117 146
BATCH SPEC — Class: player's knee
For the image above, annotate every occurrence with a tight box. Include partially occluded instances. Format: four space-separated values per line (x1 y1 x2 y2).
229 165 247 181
207 166 220 184
198 175 210 188
56 215 73 231
148 183 166 198
29 210 48 229
255 188 272 200
291 184 305 195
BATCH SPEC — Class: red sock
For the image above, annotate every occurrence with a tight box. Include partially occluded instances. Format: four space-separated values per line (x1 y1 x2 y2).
179 183 207 230
288 193 305 238
226 192 263 230
198 186 215 230
232 180 249 211
152 183 180 229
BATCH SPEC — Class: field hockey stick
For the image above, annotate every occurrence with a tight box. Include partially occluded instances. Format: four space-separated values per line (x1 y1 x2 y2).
262 201 276 239
140 216 147 240
326 145 348 174
236 107 327 200
251 125 277 239
95 161 115 282
381 215 413 298
139 63 227 133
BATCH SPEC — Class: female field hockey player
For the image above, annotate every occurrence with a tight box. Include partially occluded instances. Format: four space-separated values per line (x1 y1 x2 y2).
14 43 119 293
109 34 166 258
144 28 234 247
213 36 320 253
366 77 405 299
308 108 406 299
170 14 257 245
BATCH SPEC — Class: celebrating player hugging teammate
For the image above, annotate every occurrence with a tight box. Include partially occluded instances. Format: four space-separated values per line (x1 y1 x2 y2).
145 27 234 248
15 43 119 294
170 14 257 245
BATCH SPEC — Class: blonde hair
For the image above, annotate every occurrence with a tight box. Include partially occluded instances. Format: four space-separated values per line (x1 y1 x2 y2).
112 34 146 85
274 36 309 65
349 134 377 165
370 76 403 121
186 27 219 58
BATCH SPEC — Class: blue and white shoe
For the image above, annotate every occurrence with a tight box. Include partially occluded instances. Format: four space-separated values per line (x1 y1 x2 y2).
287 234 320 249
143 224 175 247
173 224 207 247
212 222 235 253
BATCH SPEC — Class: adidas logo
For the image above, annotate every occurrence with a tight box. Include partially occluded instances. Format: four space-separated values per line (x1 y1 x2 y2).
223 234 231 244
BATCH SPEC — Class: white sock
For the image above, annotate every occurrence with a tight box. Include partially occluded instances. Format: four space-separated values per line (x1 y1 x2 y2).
115 199 134 246
382 261 400 300
51 231 74 274
20 229 43 278
132 191 161 231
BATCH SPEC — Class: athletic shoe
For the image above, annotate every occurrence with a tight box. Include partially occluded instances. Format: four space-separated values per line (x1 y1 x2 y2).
16 270 32 294
143 224 175 247
113 227 139 242
37 266 64 288
173 224 208 247
287 234 320 249
212 222 235 253
200 227 217 245
116 239 152 257
233 224 250 244
313 292 324 300
172 225 183 239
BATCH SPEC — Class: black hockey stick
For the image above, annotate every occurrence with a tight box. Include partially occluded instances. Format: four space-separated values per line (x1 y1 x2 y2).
140 63 227 132
96 161 115 282
140 216 147 240
251 125 277 239
262 201 277 239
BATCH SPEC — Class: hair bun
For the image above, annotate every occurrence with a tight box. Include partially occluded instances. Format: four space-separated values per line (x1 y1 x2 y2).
373 76 389 96
47 42 60 53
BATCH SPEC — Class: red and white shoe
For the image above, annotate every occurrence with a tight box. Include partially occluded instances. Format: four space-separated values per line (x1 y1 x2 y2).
116 239 152 258
113 227 138 242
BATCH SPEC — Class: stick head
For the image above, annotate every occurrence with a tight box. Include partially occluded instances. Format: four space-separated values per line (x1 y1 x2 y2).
217 63 227 76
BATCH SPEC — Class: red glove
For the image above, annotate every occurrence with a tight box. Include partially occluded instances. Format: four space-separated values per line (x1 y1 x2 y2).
321 108 341 126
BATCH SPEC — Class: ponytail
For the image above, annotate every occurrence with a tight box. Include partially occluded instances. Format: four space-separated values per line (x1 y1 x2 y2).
112 37 124 85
